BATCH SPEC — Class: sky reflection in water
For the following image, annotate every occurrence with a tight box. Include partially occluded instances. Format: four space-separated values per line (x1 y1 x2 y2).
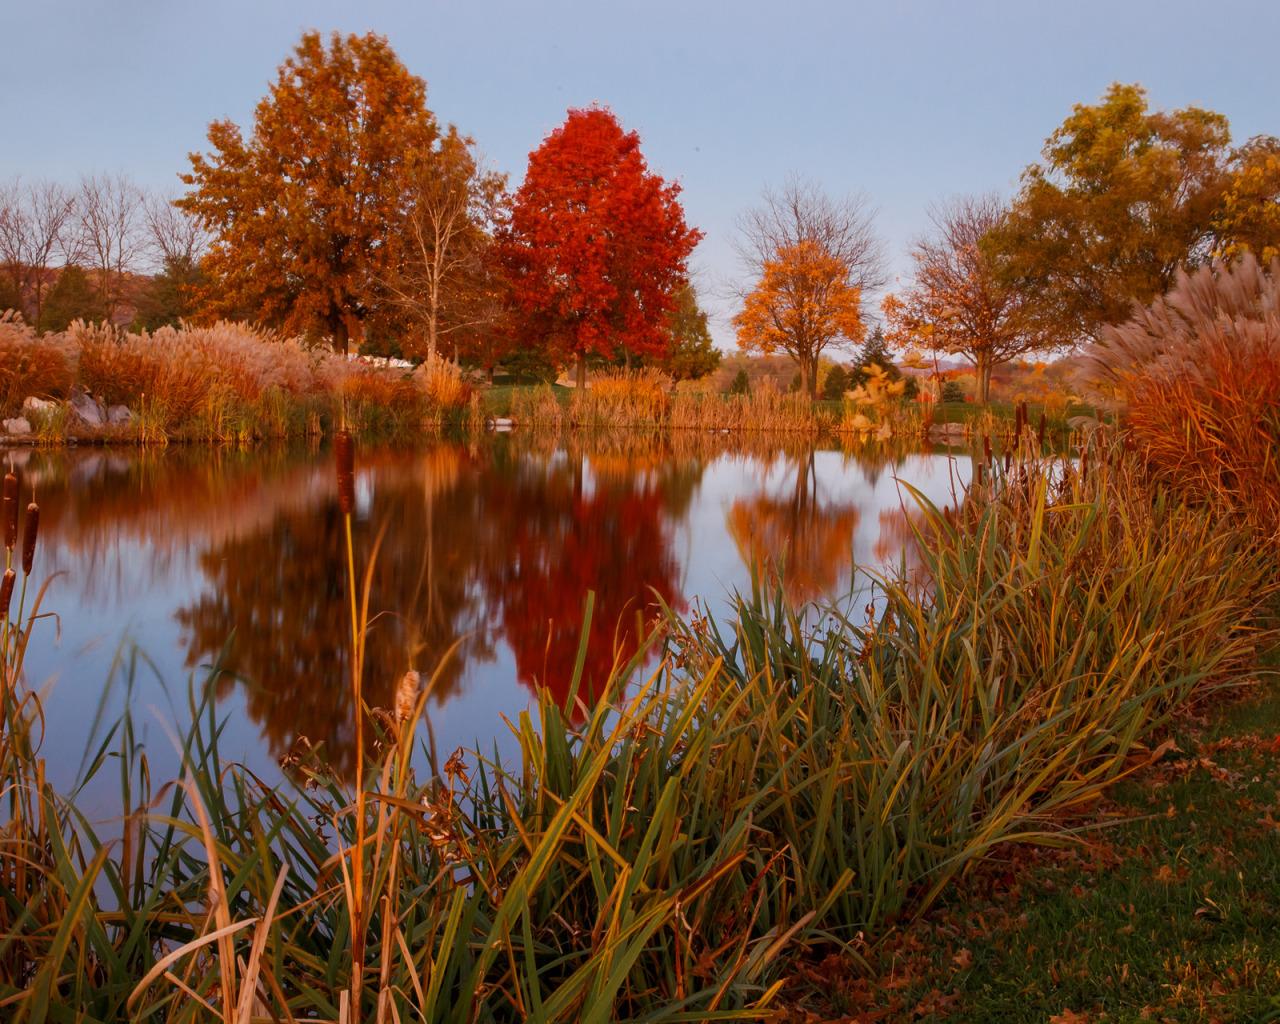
11 436 971 811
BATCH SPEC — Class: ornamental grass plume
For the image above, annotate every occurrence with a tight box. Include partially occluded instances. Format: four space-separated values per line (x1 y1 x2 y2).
1086 253 1280 536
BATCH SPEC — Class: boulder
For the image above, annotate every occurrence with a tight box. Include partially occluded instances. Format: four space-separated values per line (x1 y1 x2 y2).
22 396 57 418
3 417 32 436
69 392 106 428
107 404 134 426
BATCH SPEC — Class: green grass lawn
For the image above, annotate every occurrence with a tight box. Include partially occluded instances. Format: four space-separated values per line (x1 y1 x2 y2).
476 380 572 417
782 634 1280 1023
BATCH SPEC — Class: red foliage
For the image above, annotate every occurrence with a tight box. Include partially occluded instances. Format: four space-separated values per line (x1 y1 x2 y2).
503 107 702 375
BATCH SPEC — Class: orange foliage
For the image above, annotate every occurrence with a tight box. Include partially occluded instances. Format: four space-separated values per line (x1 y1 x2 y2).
734 239 863 397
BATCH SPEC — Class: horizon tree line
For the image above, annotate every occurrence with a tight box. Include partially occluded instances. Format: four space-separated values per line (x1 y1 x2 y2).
3 35 1278 400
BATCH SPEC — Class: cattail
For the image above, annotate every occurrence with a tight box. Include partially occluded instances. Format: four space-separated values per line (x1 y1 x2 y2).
1003 449 1012 474
21 501 38 576
0 568 13 621
395 670 421 723
1080 448 1090 487
1037 413 1047 449
982 434 993 466
335 430 355 515
3 472 16 551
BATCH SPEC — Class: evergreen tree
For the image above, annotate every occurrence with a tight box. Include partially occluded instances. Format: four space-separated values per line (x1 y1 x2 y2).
820 363 850 401
852 326 902 385
40 266 102 332
0 275 23 318
134 255 205 331
728 368 750 395
664 285 721 380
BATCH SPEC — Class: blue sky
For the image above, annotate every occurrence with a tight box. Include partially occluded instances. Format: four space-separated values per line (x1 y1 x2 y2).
3 0 1277 345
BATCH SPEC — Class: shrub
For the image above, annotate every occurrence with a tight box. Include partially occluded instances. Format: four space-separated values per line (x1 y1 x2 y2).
820 363 850 401
941 380 966 403
0 311 74 416
728 367 750 395
1088 254 1280 535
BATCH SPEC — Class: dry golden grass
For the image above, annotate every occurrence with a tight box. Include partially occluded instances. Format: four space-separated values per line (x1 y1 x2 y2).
0 311 74 416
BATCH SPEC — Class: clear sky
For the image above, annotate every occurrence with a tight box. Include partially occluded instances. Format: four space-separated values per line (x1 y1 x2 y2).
3 0 1278 346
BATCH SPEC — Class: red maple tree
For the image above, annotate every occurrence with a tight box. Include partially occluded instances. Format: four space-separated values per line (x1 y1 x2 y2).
504 107 702 387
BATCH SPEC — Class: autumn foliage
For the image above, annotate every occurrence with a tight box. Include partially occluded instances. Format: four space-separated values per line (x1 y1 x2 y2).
734 239 864 396
883 195 1049 403
180 32 438 352
504 108 701 386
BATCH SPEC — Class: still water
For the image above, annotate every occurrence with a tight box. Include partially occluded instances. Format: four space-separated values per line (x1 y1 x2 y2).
10 436 971 810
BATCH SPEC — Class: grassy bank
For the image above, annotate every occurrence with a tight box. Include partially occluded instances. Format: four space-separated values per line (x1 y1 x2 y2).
2 425 1275 1020
787 633 1280 1022
1 315 470 444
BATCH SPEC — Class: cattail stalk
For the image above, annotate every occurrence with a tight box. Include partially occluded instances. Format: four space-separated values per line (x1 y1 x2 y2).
3 472 16 552
0 568 13 621
1037 413 1047 450
21 502 39 576
335 430 355 515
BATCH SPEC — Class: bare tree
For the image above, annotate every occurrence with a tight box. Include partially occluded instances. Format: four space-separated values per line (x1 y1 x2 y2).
883 194 1052 402
144 192 208 269
78 173 146 323
388 132 507 361
735 176 887 301
0 178 80 328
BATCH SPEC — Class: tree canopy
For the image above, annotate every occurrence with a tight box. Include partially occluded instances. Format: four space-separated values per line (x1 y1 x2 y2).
986 83 1280 346
734 239 864 397
180 31 439 353
503 107 701 387
884 195 1050 402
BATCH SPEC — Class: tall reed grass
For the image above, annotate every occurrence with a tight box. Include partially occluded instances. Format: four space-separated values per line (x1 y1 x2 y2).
1087 254 1280 536
1 433 1275 1020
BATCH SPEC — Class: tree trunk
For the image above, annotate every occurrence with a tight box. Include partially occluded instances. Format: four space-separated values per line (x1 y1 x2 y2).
333 316 350 357
975 351 991 403
576 353 587 392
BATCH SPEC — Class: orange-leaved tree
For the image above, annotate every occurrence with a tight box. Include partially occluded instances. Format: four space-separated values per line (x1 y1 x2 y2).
733 239 864 397
180 31 438 353
883 194 1050 403
503 107 702 389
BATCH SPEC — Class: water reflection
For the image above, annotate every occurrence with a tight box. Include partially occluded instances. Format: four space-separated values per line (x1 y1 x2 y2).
11 436 970 782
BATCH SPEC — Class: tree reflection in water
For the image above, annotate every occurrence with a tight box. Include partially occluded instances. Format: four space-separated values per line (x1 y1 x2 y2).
177 440 696 770
17 436 953 776
727 450 861 603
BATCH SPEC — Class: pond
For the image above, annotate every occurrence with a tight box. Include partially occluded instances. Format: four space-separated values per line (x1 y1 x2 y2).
9 435 973 812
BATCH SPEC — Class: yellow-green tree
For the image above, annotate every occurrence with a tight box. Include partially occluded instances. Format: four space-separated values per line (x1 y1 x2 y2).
987 83 1280 346
733 239 864 397
180 32 438 353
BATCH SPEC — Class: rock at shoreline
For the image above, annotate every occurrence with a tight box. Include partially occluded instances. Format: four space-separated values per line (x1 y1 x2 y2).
107 404 134 426
3 417 32 436
69 392 106 428
22 396 57 418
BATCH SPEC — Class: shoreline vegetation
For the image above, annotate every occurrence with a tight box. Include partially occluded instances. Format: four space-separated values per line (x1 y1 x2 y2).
1 314 1094 449
2 425 1276 1021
